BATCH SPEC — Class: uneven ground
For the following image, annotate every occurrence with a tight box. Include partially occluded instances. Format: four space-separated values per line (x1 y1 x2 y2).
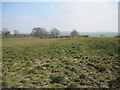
2 37 120 88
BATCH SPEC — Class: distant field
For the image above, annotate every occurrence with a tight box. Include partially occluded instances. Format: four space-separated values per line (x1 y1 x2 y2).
2 37 120 88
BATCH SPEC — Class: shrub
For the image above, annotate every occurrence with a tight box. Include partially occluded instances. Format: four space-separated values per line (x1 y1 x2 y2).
67 83 79 88
51 75 65 83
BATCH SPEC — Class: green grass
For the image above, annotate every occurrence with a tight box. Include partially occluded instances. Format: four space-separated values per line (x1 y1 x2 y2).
2 37 119 88
67 83 79 88
51 75 66 83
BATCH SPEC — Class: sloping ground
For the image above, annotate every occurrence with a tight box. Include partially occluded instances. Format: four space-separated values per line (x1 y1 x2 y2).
2 37 120 88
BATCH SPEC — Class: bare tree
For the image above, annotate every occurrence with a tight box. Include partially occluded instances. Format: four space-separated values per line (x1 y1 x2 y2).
13 30 19 36
2 28 11 38
70 30 79 36
50 27 60 36
31 27 49 37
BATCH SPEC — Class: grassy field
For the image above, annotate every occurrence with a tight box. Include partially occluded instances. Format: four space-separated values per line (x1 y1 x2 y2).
2 37 120 88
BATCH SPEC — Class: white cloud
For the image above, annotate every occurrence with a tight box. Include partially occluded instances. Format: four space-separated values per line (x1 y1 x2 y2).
47 2 118 32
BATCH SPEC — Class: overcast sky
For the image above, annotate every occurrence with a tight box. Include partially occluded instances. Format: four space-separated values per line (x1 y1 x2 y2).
2 0 119 34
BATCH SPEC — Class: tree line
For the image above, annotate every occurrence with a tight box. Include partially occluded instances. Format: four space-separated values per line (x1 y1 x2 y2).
1 27 88 38
31 27 80 37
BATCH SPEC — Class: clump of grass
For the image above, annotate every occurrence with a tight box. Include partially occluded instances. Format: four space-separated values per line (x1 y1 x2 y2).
65 65 71 70
109 76 120 88
73 55 81 59
87 62 107 72
79 60 83 63
2 81 8 88
26 69 37 74
43 63 51 67
56 63 64 68
19 80 27 84
32 78 46 85
47 84 59 88
70 67 78 73
11 83 21 88
2 77 18 88
64 60 74 66
89 58 98 62
51 75 66 83
67 83 79 88
34 66 43 70
87 62 94 67
94 64 107 72
79 74 87 79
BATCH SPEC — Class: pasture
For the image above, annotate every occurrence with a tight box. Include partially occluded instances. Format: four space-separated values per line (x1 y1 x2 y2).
2 37 120 88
